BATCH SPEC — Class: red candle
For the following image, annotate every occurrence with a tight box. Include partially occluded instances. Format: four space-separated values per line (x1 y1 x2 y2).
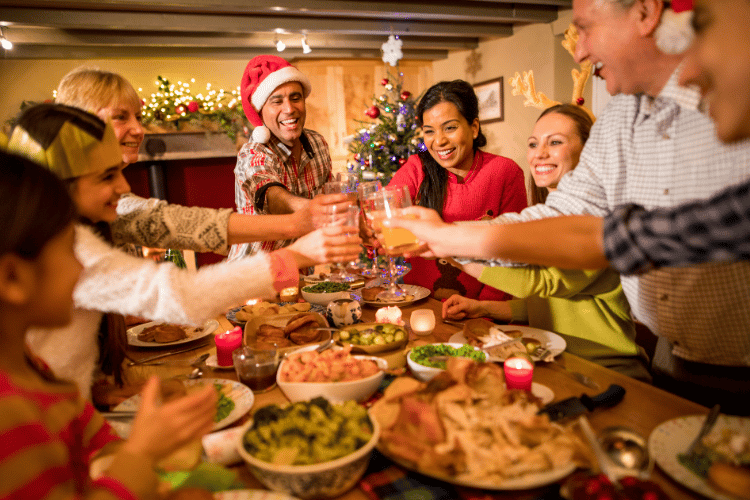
215 326 243 367
504 355 534 391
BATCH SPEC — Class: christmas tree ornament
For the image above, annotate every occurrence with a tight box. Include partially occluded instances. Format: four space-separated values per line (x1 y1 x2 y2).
365 106 380 119
399 158 407 166
381 35 403 67
381 78 389 86
379 94 388 102
400 91 411 100
187 101 199 113
388 133 398 142
385 84 394 91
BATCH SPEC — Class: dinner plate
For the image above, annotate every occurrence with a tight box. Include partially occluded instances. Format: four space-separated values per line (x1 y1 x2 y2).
358 284 430 307
214 490 300 500
376 445 576 491
649 414 750 500
449 324 566 362
127 319 218 348
108 378 254 438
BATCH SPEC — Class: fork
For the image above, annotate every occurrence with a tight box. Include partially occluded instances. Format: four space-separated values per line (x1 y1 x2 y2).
536 347 600 390
678 404 721 476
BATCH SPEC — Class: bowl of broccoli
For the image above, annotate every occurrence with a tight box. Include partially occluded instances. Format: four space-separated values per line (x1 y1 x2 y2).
236 397 380 498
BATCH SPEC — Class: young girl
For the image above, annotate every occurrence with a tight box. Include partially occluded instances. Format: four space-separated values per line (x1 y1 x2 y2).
7 103 361 398
0 151 217 499
388 80 526 301
441 105 649 380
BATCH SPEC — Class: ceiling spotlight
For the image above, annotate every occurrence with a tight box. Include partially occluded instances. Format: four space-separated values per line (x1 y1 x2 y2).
0 27 12 50
301 35 311 54
275 37 286 52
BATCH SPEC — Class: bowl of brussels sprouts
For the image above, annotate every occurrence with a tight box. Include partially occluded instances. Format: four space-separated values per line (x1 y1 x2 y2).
334 322 409 354
236 398 380 498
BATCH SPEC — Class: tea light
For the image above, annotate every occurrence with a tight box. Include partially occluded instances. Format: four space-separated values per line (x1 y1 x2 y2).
410 309 436 336
504 353 534 391
375 306 404 326
215 326 243 367
245 298 260 306
279 286 299 302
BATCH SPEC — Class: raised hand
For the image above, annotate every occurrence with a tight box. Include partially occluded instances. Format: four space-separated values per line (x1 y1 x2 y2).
285 225 362 268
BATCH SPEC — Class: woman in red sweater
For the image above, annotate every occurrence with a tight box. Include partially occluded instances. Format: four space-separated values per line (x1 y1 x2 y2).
389 80 527 300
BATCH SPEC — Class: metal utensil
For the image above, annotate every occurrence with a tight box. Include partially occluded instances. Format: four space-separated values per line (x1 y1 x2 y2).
127 341 210 366
678 404 721 476
599 426 653 479
315 338 334 353
685 404 721 456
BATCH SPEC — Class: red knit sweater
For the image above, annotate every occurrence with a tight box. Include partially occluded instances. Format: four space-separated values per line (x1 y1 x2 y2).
389 150 527 300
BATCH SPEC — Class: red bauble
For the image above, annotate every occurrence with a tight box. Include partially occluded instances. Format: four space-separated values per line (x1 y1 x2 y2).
398 158 407 166
381 78 389 86
400 91 411 100
365 105 381 119
187 101 199 113
576 97 585 106
175 105 185 115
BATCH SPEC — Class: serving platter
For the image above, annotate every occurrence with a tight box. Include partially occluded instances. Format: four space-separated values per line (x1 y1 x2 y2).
127 319 218 348
244 312 332 356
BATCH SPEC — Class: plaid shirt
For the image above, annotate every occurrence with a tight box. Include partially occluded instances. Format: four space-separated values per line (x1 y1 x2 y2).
480 68 750 366
604 179 750 274
228 130 332 259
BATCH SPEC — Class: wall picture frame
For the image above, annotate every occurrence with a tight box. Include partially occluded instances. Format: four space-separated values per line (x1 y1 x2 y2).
474 77 504 124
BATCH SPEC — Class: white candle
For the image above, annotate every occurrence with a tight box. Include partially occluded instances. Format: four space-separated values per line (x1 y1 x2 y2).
410 309 435 336
375 306 404 326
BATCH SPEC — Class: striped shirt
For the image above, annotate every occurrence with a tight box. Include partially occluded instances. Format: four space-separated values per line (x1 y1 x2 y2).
603 179 750 274
0 359 132 500
481 68 750 366
229 130 332 259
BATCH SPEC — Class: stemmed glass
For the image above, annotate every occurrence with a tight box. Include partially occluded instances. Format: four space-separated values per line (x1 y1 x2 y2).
365 185 418 301
357 180 383 278
322 178 360 282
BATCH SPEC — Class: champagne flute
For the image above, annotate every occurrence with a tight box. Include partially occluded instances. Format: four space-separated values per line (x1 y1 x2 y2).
366 185 418 300
357 180 383 278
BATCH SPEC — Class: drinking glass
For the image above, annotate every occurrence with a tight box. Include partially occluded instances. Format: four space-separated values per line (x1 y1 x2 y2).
233 346 279 393
317 203 361 282
357 180 383 278
365 185 418 300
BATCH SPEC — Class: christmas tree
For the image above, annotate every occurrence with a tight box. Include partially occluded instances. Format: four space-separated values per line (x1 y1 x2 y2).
347 70 425 181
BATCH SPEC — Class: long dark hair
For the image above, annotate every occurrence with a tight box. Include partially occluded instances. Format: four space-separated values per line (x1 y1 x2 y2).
415 80 487 216
528 103 594 205
0 151 76 259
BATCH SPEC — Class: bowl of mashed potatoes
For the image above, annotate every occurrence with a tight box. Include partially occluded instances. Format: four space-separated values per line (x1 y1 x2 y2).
276 345 387 403
236 398 380 498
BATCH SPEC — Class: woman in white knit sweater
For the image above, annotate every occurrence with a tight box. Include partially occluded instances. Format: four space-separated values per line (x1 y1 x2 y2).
7 103 361 397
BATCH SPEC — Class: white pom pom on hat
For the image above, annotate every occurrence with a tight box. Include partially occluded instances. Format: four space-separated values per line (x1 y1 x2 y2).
240 55 312 144
655 0 694 55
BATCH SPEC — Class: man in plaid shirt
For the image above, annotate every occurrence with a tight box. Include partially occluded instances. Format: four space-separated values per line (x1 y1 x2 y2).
229 55 337 259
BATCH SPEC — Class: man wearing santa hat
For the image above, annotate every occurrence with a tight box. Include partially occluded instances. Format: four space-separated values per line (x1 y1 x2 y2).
229 55 343 259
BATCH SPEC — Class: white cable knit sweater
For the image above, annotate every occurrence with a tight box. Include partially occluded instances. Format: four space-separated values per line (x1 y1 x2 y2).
26 224 278 396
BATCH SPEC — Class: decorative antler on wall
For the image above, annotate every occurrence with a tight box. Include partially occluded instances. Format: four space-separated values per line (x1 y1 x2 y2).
510 24 595 120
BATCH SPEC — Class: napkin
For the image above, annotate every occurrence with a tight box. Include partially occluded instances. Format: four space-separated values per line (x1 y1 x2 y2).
202 427 245 465
358 450 564 500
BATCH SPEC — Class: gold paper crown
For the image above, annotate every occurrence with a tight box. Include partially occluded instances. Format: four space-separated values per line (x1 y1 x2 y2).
510 25 595 121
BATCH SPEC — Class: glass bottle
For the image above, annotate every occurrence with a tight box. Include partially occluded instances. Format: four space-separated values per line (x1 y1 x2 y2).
164 248 187 269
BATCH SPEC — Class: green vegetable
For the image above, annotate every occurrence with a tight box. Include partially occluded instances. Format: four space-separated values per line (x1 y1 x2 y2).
214 383 235 422
409 344 486 369
243 398 373 465
338 326 407 346
303 282 351 293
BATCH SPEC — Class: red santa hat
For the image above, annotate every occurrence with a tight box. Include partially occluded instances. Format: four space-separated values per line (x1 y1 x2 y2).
655 0 694 54
240 55 312 144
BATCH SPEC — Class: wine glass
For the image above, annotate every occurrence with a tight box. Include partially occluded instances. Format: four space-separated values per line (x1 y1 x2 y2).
321 181 360 282
357 180 383 278
365 185 418 301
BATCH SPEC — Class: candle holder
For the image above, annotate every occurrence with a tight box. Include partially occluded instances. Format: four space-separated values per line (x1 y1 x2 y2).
279 286 299 302
410 309 436 336
375 306 404 326
504 351 534 392
214 326 243 367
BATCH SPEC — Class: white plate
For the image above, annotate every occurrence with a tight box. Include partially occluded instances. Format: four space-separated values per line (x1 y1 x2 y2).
127 319 219 348
649 414 750 500
206 353 234 370
215 490 300 500
108 378 254 437
214 490 300 500
449 324 566 362
532 383 554 405
358 284 431 307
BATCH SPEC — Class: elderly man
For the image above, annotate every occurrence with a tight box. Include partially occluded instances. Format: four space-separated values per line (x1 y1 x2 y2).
388 0 750 414
230 55 337 259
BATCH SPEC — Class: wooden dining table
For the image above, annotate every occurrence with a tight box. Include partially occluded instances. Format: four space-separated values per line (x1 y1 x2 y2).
123 296 709 500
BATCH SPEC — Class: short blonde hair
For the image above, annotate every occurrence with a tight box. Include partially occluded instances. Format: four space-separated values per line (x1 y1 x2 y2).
56 66 141 114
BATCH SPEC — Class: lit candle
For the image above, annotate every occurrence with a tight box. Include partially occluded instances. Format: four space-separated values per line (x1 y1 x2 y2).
504 353 534 391
410 309 436 336
215 326 243 367
279 286 299 302
375 306 404 326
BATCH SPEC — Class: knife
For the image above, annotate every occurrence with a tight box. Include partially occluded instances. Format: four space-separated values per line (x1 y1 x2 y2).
127 341 210 366
538 384 626 421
